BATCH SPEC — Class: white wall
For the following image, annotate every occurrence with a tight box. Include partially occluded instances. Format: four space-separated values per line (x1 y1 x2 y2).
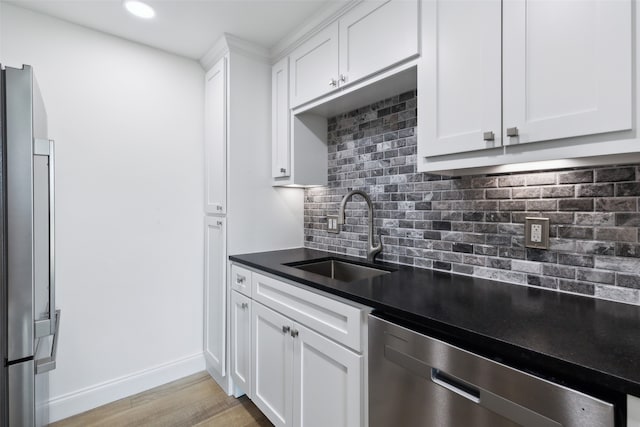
1 4 205 421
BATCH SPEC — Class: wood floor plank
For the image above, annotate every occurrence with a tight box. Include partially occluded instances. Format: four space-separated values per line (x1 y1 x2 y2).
194 397 272 427
51 372 273 427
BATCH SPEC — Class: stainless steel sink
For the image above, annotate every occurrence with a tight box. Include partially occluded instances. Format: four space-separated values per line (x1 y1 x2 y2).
287 258 393 282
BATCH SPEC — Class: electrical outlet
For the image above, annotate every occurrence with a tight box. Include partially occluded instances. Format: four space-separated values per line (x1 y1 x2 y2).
326 215 340 234
525 217 549 249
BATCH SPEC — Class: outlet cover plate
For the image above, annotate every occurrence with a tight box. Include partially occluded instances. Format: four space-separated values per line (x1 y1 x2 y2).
326 215 340 234
525 217 549 249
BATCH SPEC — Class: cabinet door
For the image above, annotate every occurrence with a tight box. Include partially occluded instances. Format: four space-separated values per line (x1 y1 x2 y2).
629 395 640 427
252 302 293 427
204 56 227 214
290 22 339 108
204 217 226 378
293 323 362 427
503 0 632 145
420 0 502 157
230 291 252 398
272 57 291 179
339 0 418 86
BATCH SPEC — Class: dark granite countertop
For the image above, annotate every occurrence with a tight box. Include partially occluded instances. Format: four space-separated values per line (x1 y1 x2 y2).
230 247 640 398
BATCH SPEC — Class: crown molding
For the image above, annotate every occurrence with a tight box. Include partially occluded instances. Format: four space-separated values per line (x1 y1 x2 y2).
200 33 271 71
225 34 270 62
269 0 361 64
199 36 229 71
200 1 361 69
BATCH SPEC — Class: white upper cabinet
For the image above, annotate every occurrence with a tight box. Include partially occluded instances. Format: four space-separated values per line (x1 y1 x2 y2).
289 0 419 109
290 23 340 108
421 0 502 156
204 57 227 214
339 0 419 87
418 0 634 173
272 57 291 179
502 0 632 145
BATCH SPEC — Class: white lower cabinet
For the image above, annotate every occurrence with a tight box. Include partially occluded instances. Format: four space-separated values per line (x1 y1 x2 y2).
230 290 252 399
293 322 362 427
252 302 294 427
629 395 640 427
231 263 366 427
204 217 226 382
252 301 362 427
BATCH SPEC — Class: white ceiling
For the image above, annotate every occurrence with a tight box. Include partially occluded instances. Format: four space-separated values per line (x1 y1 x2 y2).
4 0 339 60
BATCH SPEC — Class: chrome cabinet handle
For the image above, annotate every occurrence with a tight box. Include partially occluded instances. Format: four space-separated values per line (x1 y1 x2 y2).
282 325 291 334
506 127 519 137
339 74 346 84
329 78 337 87
241 302 248 309
291 329 299 338
483 131 495 141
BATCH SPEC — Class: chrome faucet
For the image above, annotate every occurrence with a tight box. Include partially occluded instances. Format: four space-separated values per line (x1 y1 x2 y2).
338 189 383 262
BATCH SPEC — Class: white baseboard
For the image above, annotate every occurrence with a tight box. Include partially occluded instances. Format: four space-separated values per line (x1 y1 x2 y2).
48 352 206 423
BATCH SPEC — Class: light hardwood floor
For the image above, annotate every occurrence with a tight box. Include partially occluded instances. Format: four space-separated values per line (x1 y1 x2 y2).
51 372 273 427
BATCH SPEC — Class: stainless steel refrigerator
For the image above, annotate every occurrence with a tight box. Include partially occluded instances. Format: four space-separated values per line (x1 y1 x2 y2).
1 64 60 426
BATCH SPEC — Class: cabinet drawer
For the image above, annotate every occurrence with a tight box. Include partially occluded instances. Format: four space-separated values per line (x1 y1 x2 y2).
230 264 252 297
252 272 362 352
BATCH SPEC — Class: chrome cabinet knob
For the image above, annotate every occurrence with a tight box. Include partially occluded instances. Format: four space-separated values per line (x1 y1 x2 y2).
506 127 519 137
290 329 299 338
241 302 248 309
329 78 337 87
216 221 223 226
483 131 495 141
236 275 246 284
282 325 290 334
339 74 346 84
280 167 287 174
216 205 223 211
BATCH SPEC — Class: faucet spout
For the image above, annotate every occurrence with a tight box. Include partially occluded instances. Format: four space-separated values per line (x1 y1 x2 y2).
338 190 383 262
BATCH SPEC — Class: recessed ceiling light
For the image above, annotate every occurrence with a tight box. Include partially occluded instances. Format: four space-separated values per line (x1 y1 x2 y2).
123 0 155 19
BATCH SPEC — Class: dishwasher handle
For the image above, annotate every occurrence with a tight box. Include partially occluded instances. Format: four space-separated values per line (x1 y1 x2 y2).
431 368 480 403
385 344 481 404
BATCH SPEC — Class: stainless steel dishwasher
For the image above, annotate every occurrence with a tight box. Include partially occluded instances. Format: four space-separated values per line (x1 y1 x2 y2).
369 314 615 427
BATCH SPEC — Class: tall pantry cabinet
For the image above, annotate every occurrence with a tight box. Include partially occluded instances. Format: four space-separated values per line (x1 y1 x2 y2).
201 35 303 393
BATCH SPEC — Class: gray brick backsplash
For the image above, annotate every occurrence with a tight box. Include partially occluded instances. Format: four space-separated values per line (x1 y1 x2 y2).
304 91 640 305
594 285 640 304
558 170 593 184
595 167 636 182
618 273 640 289
577 184 614 198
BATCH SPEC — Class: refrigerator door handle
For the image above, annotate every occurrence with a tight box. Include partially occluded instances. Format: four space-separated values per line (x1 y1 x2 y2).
34 138 56 338
35 309 61 374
